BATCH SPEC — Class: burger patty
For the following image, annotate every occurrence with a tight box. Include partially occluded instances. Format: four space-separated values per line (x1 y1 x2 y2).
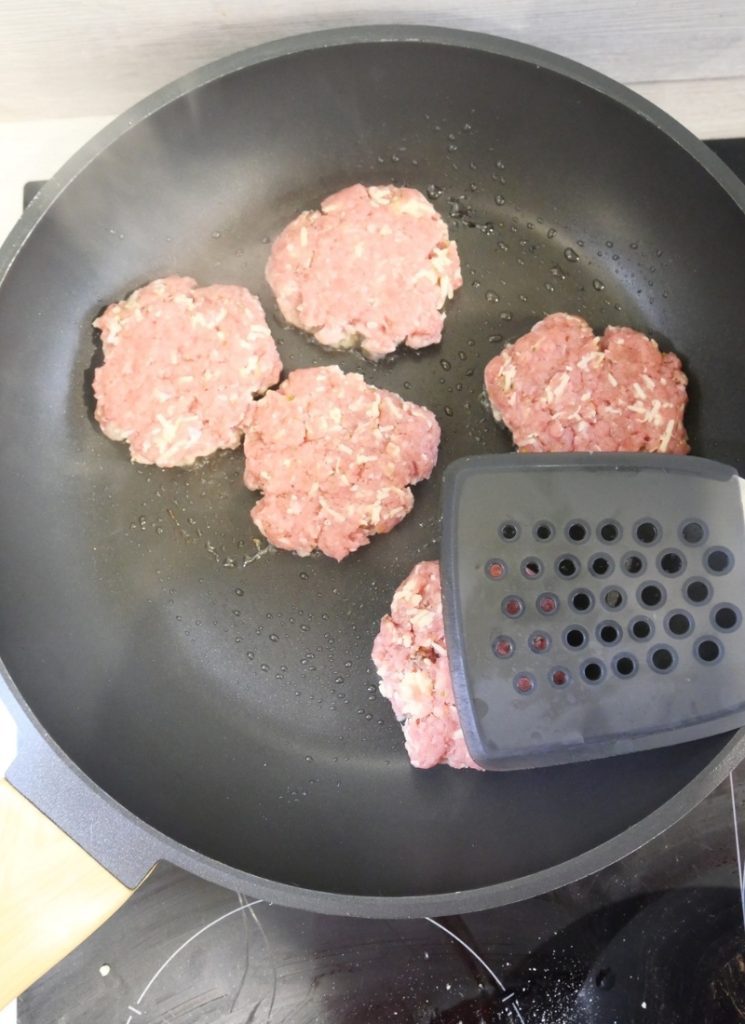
266 183 462 360
243 366 441 560
483 313 689 453
93 276 282 467
372 561 481 770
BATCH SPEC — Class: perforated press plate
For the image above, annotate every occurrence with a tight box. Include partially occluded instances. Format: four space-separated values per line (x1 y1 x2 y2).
441 454 745 770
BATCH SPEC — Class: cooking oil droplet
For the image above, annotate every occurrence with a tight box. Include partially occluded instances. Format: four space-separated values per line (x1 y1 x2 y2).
235 587 244 596
439 358 451 370
305 755 313 762
402 380 412 390
630 241 639 250
447 143 458 152
495 193 506 206
592 279 605 291
211 231 221 239
485 290 499 303
547 227 557 239
564 247 579 262
499 311 513 321
463 122 473 132
269 633 279 642
444 405 454 417
233 609 241 617
489 334 503 344
426 184 443 200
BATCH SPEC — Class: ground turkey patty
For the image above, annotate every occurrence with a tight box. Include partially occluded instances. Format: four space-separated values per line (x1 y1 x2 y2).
266 184 462 360
93 276 282 467
484 313 689 453
372 561 481 770
243 366 440 560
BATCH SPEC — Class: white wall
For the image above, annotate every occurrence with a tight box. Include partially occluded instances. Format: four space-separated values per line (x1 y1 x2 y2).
3 0 745 132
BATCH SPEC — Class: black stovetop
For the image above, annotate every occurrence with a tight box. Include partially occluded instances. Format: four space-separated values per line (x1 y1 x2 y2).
18 138 745 1024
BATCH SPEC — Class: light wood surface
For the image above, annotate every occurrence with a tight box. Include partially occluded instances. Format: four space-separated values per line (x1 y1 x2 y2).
2 0 745 121
0 779 133 1008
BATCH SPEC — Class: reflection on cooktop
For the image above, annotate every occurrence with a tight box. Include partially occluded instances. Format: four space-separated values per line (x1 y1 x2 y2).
574 884 745 1024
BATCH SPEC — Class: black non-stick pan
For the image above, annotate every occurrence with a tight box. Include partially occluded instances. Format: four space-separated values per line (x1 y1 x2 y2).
2 25 745 999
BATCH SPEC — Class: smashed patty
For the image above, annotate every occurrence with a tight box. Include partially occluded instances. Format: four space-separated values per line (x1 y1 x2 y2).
266 184 462 360
484 313 689 453
243 366 440 560
93 276 282 467
372 561 481 770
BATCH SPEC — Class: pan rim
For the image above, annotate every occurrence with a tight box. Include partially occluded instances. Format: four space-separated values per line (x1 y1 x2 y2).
6 661 745 916
2 24 745 917
3 22 745 286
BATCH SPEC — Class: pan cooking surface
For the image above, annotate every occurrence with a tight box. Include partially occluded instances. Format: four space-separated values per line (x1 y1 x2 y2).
2 34 745 907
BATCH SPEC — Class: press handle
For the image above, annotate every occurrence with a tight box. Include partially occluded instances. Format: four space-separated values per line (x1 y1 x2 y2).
0 778 133 1007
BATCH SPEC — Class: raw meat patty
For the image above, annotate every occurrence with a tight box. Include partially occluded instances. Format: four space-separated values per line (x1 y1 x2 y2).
266 184 462 359
484 313 689 453
243 366 440 560
372 561 481 770
93 276 282 467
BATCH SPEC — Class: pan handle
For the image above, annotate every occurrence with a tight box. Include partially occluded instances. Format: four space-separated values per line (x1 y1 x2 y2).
0 778 134 1007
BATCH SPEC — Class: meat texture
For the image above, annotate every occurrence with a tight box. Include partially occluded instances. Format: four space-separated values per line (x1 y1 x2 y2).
93 276 282 467
372 561 481 770
266 184 462 359
484 313 689 453
243 366 440 560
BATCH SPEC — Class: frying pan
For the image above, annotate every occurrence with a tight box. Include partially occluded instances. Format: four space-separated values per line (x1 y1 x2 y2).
3 24 745 1002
